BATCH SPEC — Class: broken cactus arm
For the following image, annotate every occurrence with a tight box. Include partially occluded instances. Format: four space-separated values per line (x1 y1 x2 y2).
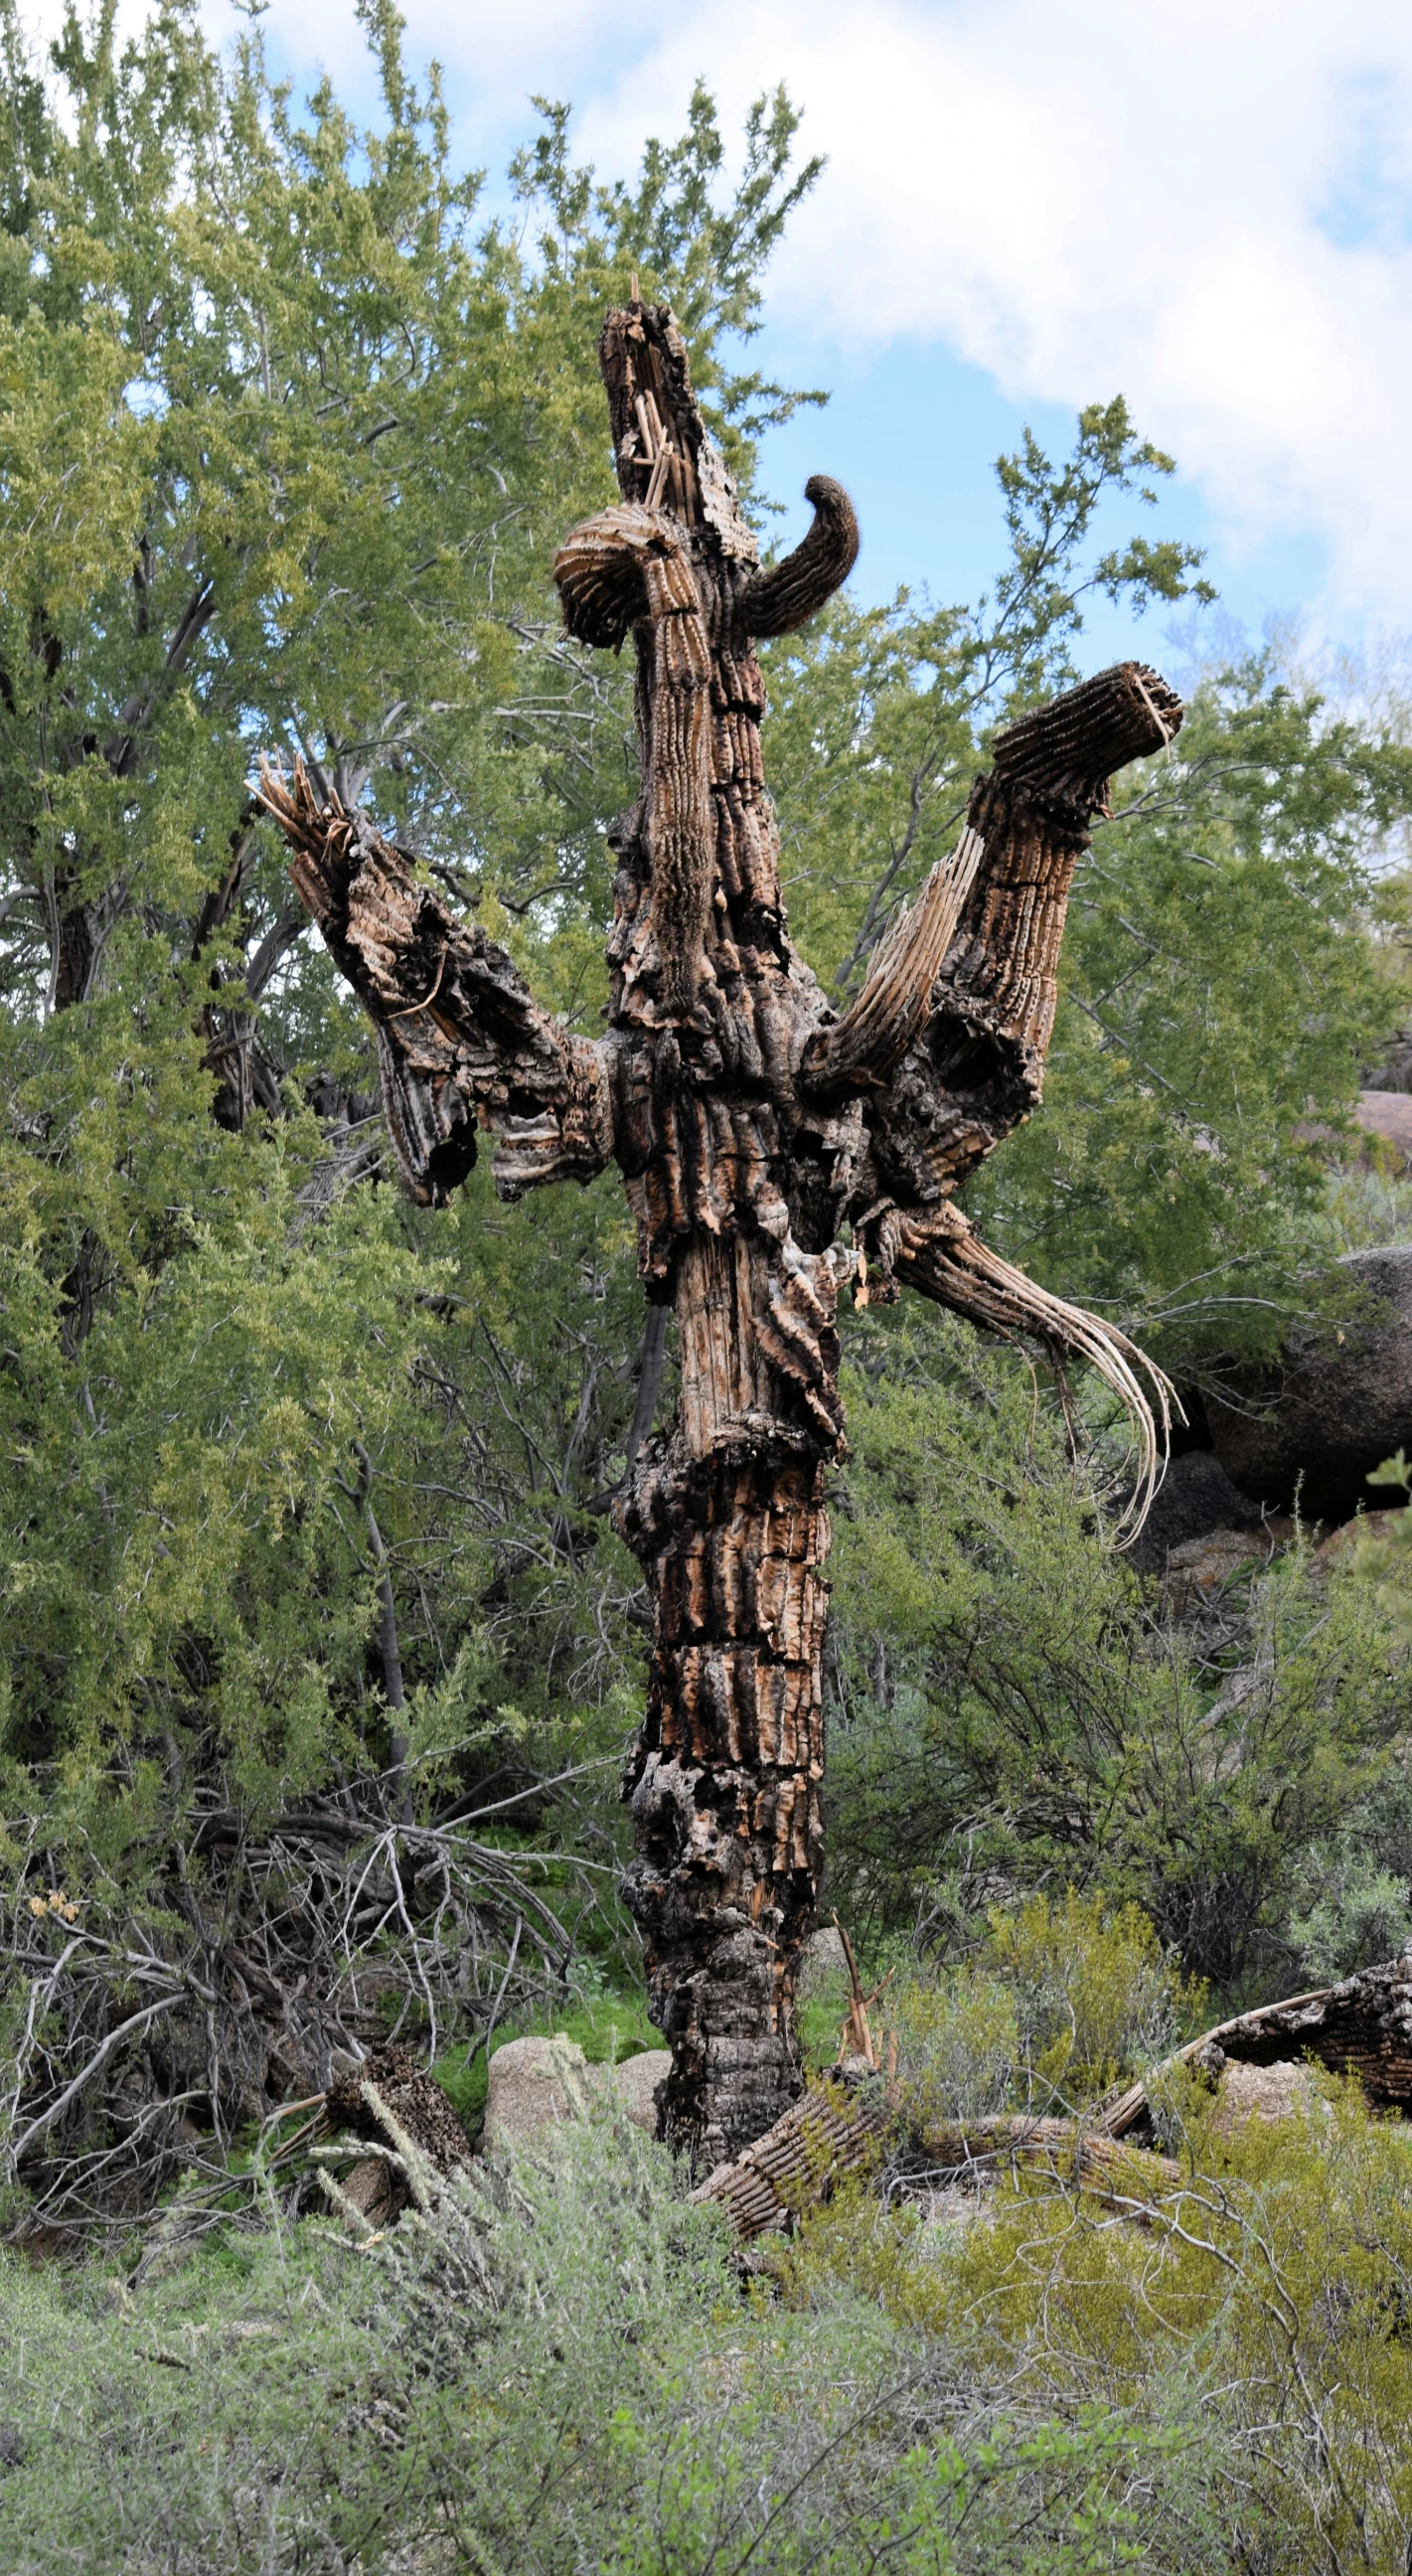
255 761 613 1206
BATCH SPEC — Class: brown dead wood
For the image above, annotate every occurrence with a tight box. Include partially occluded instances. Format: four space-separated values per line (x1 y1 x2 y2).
696 1947 1412 2243
692 2084 1180 2243
832 1912 892 2068
257 296 1182 2171
1104 1945 1412 2139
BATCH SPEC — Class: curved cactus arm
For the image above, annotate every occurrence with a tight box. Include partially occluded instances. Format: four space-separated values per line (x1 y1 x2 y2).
736 474 861 639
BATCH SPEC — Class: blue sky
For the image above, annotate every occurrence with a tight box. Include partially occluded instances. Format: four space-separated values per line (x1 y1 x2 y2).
754 333 1326 676
174 0 1412 677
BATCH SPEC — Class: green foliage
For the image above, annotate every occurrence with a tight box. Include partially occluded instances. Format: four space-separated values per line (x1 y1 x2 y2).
511 80 827 446
1351 1447 1412 1641
1288 1840 1412 1982
885 1970 1021 2127
23 2085 1412 2571
826 1296 1412 1998
0 0 820 986
0 2115 1227 2573
782 2074 1412 2571
0 0 805 1865
822 1892 1202 2132
984 1887 1202 2102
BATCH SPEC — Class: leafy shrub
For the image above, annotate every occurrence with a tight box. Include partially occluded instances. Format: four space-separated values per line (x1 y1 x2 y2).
783 2074 1412 2572
985 1888 1203 2102
885 1971 1021 2127
1289 1837 1412 1984
827 1297 1412 2002
878 1891 1201 2129
19 2042 1412 2571
0 2110 1228 2574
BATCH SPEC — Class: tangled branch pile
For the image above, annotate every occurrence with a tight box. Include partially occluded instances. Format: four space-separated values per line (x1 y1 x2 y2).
3 1764 611 2249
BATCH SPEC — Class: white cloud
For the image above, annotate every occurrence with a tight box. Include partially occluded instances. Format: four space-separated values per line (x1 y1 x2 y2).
565 0 1412 622
27 0 1412 618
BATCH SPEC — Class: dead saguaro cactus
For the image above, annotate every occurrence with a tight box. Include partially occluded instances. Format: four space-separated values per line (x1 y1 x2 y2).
259 299 1182 2173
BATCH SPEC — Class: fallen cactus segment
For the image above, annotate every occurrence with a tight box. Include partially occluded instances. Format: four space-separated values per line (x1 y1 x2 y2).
697 1948 1412 2242
1106 1943 1412 2137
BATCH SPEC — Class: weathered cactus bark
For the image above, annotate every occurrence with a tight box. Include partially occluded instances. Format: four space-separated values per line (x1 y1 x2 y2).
261 299 1182 2171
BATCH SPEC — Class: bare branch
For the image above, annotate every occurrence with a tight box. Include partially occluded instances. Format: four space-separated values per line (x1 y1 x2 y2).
9 1992 183 2171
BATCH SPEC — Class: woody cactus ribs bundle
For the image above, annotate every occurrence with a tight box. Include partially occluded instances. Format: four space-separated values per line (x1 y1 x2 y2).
259 300 1182 2172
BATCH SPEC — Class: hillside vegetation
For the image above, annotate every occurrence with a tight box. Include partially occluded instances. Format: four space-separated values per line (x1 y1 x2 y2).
6 5 1412 2566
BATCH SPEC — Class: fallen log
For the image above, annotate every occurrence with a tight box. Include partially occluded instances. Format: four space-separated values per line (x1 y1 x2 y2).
908 2116 1178 2209
696 1948 1412 2241
1105 1944 1412 2141
692 2086 1178 2241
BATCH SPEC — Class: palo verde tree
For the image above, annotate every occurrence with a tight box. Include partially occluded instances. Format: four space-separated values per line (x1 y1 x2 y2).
0 2 842 2214
263 303 1184 2167
0 0 822 1802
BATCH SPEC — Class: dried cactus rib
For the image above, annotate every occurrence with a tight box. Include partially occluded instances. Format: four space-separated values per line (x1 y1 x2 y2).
802 828 985 1098
552 503 675 649
910 2117 1180 2210
691 2081 892 2238
1106 1948 1412 2139
554 509 713 1018
260 293 1185 2171
901 662 1186 1204
892 1207 1177 1546
597 300 744 555
989 659 1182 817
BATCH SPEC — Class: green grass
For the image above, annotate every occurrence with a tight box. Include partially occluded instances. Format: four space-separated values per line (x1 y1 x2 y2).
799 1970 853 2074
431 1982 660 2136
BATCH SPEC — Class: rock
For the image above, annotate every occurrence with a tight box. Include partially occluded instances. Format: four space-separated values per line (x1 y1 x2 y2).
1296 1090 1412 1169
1352 1089 1412 1168
1160 1527 1274 1617
797 1925 850 1995
482 2033 593 2154
1206 1246 1412 1523
609 2049 671 2135
1125 1453 1293 1628
1127 1450 1267 1576
1212 2058 1315 2136
1312 1509 1406 1571
483 2037 672 2150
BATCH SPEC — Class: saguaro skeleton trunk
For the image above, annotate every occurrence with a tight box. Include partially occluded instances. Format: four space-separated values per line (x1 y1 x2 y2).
260 302 1183 2172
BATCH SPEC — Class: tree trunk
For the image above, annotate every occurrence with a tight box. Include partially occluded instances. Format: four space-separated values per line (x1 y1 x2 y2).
565 311 858 2165
619 1242 841 2165
262 297 1183 2172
